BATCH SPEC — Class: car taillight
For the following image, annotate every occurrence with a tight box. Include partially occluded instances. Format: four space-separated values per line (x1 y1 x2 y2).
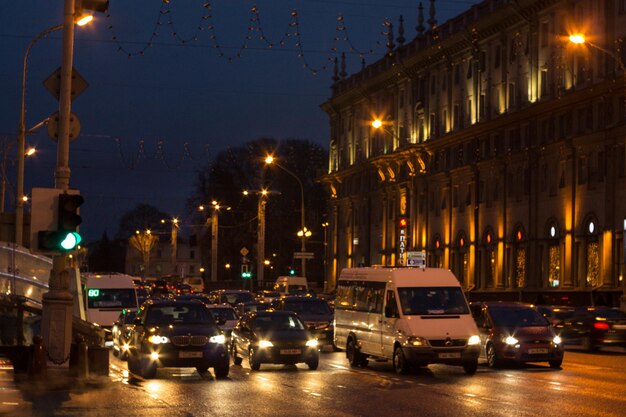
594 322 610 330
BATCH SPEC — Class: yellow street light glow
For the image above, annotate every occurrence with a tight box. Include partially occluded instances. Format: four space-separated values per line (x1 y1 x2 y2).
21 196 28 202
372 119 383 129
243 190 249 196
25 147 36 156
76 14 94 26
264 260 270 265
265 155 274 164
261 189 268 196
212 200 218 206
160 219 165 224
199 267 205 272
569 34 585 44
173 218 178 224
225 263 231 269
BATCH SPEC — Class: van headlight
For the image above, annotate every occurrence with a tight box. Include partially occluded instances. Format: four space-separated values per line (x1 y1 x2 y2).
467 335 481 346
306 339 318 347
148 335 170 344
209 334 226 344
504 336 519 346
552 335 562 345
258 340 274 348
406 336 429 347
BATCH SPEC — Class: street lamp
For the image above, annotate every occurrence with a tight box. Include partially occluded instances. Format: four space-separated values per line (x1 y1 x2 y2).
199 201 230 283
161 217 179 275
264 155 308 278
568 33 626 72
15 15 93 247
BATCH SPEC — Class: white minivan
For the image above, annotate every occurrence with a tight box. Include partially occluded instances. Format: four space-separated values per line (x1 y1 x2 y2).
273 276 308 297
334 267 481 375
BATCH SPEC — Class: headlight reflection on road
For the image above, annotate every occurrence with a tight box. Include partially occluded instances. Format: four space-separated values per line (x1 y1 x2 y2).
146 381 162 399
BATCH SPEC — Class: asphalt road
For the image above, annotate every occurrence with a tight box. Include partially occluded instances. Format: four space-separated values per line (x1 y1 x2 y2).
100 346 626 417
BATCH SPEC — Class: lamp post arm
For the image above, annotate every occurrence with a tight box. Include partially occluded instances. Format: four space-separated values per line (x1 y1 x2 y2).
588 41 626 72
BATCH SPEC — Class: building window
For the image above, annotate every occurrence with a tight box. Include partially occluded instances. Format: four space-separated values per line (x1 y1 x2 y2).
190 250 195 260
540 21 549 47
549 245 561 287
586 241 600 287
453 186 459 208
453 104 460 131
508 83 516 109
479 94 486 119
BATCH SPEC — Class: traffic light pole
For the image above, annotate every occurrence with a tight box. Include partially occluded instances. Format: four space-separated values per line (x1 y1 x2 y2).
41 0 76 365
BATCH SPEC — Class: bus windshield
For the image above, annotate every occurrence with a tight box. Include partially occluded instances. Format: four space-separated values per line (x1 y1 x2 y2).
397 287 469 316
87 288 138 309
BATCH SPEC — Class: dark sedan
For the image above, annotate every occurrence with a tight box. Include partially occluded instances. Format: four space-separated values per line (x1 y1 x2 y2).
559 307 626 351
271 296 334 349
126 299 230 379
230 311 320 371
470 301 564 369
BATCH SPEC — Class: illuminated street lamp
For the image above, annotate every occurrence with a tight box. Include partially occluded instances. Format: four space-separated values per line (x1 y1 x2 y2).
265 155 308 277
199 201 230 282
568 33 626 71
15 14 93 246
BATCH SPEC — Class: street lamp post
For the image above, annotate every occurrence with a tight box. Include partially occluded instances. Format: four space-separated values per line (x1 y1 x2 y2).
15 24 63 246
200 201 230 283
265 156 308 278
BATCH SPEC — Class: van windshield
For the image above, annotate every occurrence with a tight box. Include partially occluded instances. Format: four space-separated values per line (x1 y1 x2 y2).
397 287 469 316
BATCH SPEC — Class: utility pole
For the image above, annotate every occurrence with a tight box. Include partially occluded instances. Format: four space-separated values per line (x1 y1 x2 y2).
211 209 218 282
257 194 266 288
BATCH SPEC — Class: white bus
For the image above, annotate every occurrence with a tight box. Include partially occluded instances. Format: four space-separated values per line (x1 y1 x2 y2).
84 273 140 345
334 267 481 375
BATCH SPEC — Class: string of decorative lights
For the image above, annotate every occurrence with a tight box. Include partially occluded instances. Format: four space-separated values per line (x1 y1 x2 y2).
104 0 387 74
113 137 211 170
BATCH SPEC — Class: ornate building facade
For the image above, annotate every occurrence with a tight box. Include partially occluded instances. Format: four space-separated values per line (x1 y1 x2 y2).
320 0 626 306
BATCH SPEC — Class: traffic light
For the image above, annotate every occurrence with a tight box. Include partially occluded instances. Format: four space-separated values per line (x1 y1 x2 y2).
398 217 408 228
37 193 84 252
289 268 296 276
241 264 252 279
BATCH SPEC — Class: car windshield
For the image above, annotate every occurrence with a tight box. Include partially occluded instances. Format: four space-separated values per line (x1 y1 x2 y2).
209 308 238 321
222 292 255 305
253 315 305 331
490 307 548 327
244 303 271 313
284 300 332 316
146 304 214 325
397 287 469 315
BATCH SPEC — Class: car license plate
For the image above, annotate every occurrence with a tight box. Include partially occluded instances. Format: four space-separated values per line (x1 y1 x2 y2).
528 348 549 354
179 351 203 358
280 349 301 355
438 352 461 359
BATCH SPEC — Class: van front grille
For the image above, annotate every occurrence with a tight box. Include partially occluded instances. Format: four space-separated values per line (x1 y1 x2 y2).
429 339 467 347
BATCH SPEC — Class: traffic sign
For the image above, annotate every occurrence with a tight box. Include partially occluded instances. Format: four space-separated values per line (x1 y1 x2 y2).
293 251 314 260
43 67 89 102
407 251 426 268
240 247 249 256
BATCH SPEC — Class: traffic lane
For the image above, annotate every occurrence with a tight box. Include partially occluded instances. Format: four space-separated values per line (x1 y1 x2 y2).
111 351 626 417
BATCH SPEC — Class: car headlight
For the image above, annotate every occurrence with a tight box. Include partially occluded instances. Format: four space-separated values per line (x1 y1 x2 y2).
258 340 274 348
552 335 562 345
406 336 429 347
504 336 519 345
148 335 170 344
209 334 226 344
467 335 481 346
306 339 318 347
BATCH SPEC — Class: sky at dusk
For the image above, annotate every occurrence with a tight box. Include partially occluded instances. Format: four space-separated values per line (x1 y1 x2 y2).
0 0 477 242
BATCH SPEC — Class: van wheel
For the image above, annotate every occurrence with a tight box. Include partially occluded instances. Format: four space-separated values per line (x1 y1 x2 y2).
549 359 563 369
231 342 243 365
486 343 502 368
140 355 157 379
346 338 366 368
393 346 410 374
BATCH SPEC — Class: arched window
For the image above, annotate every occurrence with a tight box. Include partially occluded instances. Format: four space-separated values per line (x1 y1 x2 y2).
584 216 599 287
546 220 561 288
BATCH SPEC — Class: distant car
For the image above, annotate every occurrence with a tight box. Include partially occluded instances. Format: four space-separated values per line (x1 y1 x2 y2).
536 305 579 327
255 290 280 303
559 307 626 351
235 301 272 317
230 310 320 371
111 309 137 360
126 299 230 379
150 279 171 298
470 301 564 369
174 283 193 296
271 296 334 349
207 304 239 339
209 290 256 306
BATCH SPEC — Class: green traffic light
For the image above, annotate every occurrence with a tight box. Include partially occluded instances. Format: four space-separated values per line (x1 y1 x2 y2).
60 231 82 250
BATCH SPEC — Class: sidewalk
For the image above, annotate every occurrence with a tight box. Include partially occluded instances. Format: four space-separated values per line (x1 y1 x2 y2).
0 358 160 417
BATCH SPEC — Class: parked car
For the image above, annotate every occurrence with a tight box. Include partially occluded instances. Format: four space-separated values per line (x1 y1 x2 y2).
111 309 137 360
271 296 334 349
470 301 564 369
230 310 319 371
559 307 626 351
126 299 230 379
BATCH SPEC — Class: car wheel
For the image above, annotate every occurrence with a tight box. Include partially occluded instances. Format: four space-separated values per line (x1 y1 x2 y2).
214 359 230 379
249 348 261 371
393 346 410 374
231 342 243 366
140 355 157 379
307 355 319 370
463 359 478 375
346 338 366 368
112 347 119 357
127 354 140 376
549 359 563 369
486 343 501 368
